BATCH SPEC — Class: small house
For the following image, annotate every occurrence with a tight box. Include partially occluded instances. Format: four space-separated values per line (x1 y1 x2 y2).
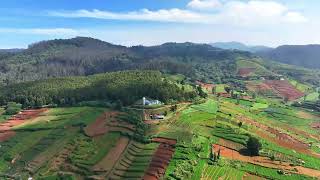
143 97 162 106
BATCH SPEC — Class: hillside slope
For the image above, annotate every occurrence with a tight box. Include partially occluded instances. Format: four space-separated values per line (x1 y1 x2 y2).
257 45 320 69
0 70 197 106
0 37 252 85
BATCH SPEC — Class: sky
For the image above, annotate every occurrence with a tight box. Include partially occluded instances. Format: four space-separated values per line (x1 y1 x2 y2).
0 0 320 48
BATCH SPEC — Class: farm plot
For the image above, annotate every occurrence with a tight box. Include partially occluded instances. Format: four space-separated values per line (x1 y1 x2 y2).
190 99 218 114
311 122 320 129
0 108 47 142
107 141 159 179
264 80 304 101
218 139 246 151
237 59 276 77
250 103 269 111
212 123 249 146
213 144 320 179
305 92 319 101
289 79 313 93
0 107 107 178
84 111 120 137
162 129 212 179
196 81 214 92
246 81 279 99
92 136 129 173
238 115 311 153
263 107 320 139
143 137 177 180
201 165 245 180
238 68 256 77
68 132 121 175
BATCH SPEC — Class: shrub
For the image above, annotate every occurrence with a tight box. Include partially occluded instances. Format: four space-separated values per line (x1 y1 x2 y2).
4 102 22 115
246 136 262 156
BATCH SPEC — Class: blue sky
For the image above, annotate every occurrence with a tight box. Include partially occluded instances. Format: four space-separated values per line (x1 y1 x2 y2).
0 0 320 48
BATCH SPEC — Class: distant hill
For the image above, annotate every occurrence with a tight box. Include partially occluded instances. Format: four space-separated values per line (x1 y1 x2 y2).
0 48 24 53
210 42 272 52
257 45 320 69
0 37 253 85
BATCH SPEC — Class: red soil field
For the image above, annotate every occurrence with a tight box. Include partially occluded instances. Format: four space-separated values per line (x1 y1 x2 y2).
84 112 110 137
238 68 256 77
264 80 304 100
238 115 313 155
152 137 177 146
217 92 231 98
0 108 48 142
213 144 320 178
84 111 135 137
143 137 177 180
311 122 320 129
247 82 272 92
196 81 214 92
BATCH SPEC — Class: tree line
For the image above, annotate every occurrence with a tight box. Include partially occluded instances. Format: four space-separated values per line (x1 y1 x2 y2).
0 71 198 107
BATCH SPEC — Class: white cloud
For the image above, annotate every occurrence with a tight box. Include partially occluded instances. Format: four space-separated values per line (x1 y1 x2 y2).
219 1 308 25
49 0 307 26
0 28 79 36
50 9 209 23
187 0 222 10
284 12 308 23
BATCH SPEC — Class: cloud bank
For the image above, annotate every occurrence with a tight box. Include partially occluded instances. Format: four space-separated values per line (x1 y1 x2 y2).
49 0 307 26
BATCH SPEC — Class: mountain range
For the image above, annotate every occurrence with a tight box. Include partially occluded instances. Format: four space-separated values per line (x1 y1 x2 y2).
210 41 272 53
257 45 320 69
0 37 319 87
211 41 320 69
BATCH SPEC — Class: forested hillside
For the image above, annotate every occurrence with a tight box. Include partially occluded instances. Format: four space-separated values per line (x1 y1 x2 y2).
257 45 320 69
0 37 252 85
0 71 197 107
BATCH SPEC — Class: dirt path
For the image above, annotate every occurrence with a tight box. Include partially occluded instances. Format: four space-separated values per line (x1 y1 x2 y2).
213 144 320 178
92 136 129 172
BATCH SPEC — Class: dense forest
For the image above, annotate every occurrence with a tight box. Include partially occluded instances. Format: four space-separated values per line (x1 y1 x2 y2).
0 71 198 107
0 37 253 85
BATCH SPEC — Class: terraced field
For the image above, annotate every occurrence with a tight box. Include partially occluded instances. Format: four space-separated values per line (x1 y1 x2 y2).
0 80 319 180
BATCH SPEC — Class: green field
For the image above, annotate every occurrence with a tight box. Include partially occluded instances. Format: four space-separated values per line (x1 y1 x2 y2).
289 79 313 93
1 80 320 180
305 92 319 101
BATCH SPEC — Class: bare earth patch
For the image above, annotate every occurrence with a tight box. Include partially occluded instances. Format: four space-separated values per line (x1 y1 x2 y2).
0 108 48 142
84 111 119 137
143 137 177 180
213 144 320 179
